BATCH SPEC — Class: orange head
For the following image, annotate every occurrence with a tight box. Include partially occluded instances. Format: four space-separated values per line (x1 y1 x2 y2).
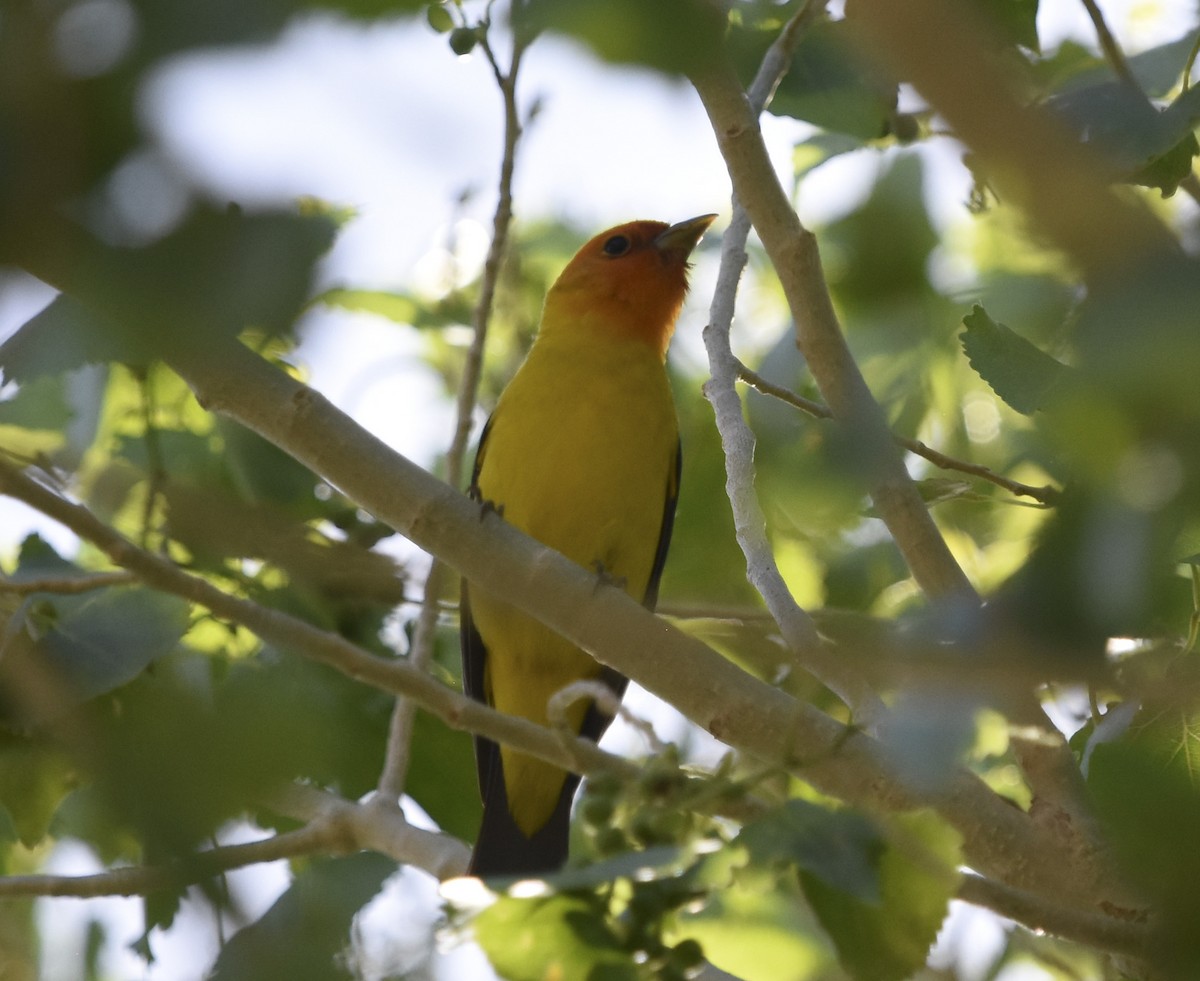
541 214 717 358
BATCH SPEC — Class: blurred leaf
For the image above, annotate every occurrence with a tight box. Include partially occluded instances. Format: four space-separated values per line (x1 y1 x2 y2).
407 708 480 841
827 154 937 312
216 419 323 512
208 852 394 981
0 587 189 726
1047 81 1200 194
767 20 897 140
1087 692 1200 973
801 810 962 981
738 799 884 902
960 305 1069 414
0 376 72 428
521 0 725 76
475 892 635 981
0 296 119 383
426 4 455 34
0 737 75 848
314 288 422 324
675 867 832 981
971 0 1040 51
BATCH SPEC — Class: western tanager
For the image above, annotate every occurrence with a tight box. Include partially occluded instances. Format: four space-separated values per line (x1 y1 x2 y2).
461 214 715 876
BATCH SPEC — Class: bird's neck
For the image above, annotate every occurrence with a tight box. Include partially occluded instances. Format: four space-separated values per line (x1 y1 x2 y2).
538 292 676 361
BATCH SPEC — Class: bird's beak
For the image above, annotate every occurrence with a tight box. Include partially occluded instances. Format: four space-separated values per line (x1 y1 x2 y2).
654 214 718 257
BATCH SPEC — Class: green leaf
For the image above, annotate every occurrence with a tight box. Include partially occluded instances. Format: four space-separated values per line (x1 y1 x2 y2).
1048 81 1200 194
474 892 636 981
960 305 1069 414
208 852 394 981
801 811 962 981
675 869 832 981
0 737 76 848
767 20 898 140
737 800 884 903
1086 701 1200 973
314 288 422 324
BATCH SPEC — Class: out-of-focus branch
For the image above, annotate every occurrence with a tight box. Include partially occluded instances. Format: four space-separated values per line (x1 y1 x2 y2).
377 19 529 800
959 874 1148 959
0 571 136 594
852 0 1179 277
688 58 979 604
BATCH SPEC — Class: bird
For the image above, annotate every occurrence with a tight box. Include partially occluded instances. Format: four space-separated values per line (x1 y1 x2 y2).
460 214 716 877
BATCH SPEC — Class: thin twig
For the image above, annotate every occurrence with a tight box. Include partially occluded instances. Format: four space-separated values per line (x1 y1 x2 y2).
376 22 529 800
1077 0 1200 206
0 571 137 594
734 359 1060 504
1079 0 1137 89
702 0 888 727
0 824 333 900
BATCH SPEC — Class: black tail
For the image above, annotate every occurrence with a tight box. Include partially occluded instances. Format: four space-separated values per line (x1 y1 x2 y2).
470 760 580 877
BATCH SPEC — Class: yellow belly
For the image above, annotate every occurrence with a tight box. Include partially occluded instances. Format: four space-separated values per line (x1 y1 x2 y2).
470 335 678 835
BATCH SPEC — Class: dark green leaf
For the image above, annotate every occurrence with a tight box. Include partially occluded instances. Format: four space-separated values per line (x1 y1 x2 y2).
0 296 121 384
801 811 961 981
971 0 1040 51
208 853 394 981
475 892 636 981
960 305 1069 414
1047 81 1200 193
521 0 725 76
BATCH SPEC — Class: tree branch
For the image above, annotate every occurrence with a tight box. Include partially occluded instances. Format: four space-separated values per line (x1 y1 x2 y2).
959 873 1149 960
142 337 1114 910
0 457 638 821
688 56 979 603
701 0 887 726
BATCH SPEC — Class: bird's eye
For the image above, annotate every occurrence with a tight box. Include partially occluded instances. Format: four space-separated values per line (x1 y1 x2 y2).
601 234 631 257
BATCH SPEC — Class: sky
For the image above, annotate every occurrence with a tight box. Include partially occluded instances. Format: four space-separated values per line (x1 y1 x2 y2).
2 1 1198 978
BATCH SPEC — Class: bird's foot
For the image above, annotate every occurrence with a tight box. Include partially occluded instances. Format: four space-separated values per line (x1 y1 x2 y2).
476 497 505 522
591 561 627 595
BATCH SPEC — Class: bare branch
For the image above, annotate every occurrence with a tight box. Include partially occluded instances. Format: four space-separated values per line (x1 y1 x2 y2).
702 0 890 727
688 57 979 603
